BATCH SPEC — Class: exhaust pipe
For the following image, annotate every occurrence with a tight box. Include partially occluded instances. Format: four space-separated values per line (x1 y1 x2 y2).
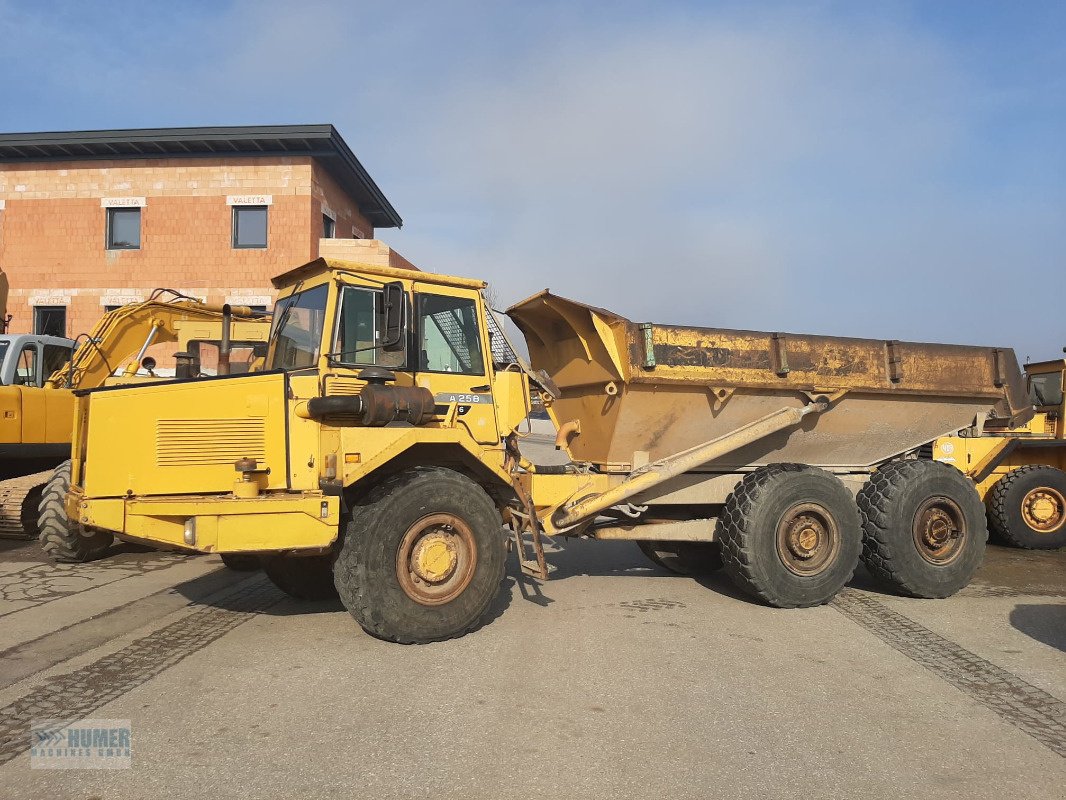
218 304 232 376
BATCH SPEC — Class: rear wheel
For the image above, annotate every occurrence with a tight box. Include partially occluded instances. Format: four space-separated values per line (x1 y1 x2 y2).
636 540 722 575
716 464 862 608
221 553 261 571
263 555 337 600
37 460 112 563
333 467 506 644
987 466 1066 550
858 460 986 597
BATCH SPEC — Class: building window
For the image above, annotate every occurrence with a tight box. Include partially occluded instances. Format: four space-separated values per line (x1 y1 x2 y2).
104 305 121 314
106 208 141 250
34 306 67 337
323 214 335 238
232 206 268 249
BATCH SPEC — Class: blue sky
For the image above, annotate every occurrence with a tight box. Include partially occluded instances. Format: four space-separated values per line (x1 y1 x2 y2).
1 0 1063 359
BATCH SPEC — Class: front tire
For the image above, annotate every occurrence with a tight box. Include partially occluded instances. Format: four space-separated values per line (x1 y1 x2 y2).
37 460 112 563
333 467 506 644
716 463 862 608
987 466 1066 550
858 460 986 597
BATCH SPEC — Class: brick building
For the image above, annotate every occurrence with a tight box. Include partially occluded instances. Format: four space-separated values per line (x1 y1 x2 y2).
0 125 402 337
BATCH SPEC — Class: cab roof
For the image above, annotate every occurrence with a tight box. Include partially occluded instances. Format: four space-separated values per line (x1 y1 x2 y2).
1024 358 1066 373
271 257 487 291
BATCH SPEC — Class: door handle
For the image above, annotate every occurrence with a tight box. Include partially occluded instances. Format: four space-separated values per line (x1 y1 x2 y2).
469 384 491 392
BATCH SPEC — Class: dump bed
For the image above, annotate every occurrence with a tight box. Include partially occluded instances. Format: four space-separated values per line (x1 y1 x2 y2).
507 291 1032 470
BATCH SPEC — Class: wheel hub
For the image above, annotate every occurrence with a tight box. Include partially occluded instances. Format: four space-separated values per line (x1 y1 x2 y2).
912 497 966 564
1021 488 1065 533
396 513 477 606
412 534 458 583
776 503 840 576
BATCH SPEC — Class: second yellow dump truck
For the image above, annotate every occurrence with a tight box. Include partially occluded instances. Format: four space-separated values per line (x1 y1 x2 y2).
930 356 1066 550
59 256 1031 643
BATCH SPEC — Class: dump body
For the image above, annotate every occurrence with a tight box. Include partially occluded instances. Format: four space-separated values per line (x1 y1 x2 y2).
508 291 1031 471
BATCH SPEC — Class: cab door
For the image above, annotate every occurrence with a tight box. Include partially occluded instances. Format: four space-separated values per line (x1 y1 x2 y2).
412 285 500 445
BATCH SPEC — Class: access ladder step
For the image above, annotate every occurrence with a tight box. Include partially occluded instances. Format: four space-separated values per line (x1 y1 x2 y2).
520 559 557 577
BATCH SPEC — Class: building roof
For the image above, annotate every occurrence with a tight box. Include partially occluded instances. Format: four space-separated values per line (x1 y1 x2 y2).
0 124 402 228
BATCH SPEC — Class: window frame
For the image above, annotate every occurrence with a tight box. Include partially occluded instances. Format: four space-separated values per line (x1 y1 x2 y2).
13 344 39 386
105 207 142 250
231 205 269 250
33 306 67 337
415 292 488 377
322 214 336 239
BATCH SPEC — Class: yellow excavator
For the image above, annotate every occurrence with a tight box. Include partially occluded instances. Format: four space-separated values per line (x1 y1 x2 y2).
0 274 269 557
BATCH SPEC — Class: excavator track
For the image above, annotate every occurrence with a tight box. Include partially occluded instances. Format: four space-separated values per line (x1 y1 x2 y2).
0 470 53 539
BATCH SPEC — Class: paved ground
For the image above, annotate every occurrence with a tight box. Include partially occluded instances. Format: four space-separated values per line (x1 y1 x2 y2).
0 432 1063 797
0 529 1062 799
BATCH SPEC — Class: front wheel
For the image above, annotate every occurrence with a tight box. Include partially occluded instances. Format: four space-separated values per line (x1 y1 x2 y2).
858 460 986 597
716 463 862 608
333 467 506 644
987 466 1066 550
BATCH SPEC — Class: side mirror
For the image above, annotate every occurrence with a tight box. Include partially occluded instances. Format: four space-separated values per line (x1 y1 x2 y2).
382 281 405 352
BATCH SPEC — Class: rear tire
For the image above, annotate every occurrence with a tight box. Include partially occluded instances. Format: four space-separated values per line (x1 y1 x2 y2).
37 460 112 563
333 467 506 644
987 465 1066 550
221 553 261 571
858 460 986 597
636 540 722 575
716 463 862 608
263 555 338 600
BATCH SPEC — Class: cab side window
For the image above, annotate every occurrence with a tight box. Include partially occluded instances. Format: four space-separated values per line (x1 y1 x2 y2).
1029 372 1064 408
332 285 406 368
418 295 485 376
14 345 38 386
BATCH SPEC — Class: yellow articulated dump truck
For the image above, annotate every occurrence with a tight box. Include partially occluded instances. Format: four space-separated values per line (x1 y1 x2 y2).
930 356 1066 550
0 290 268 555
60 256 1031 643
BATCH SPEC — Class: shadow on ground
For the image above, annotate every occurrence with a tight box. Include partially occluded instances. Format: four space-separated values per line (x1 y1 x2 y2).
1009 603 1066 653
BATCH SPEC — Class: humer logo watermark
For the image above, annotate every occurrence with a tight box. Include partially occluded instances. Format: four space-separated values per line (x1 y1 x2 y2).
30 719 132 769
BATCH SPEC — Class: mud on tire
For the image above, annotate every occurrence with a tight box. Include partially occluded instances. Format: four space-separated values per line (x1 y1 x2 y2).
37 460 112 563
333 466 506 644
987 465 1066 550
716 463 862 608
858 460 986 598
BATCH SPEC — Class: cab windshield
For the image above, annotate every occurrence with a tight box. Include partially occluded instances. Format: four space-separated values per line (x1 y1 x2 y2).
269 284 329 370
